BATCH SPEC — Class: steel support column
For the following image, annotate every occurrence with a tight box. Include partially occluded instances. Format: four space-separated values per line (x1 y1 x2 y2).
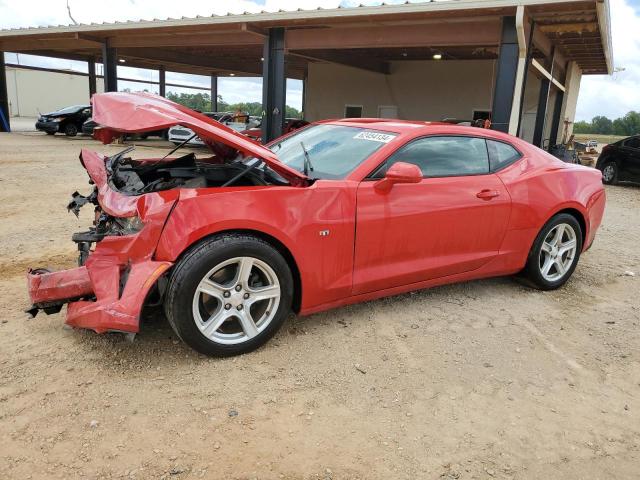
261 27 286 143
533 50 555 148
516 20 535 137
491 16 519 133
548 90 564 147
301 68 307 120
88 58 97 98
0 52 9 132
102 40 118 92
211 75 218 112
158 66 166 97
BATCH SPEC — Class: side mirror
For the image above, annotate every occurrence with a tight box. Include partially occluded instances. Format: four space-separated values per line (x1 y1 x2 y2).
375 161 422 192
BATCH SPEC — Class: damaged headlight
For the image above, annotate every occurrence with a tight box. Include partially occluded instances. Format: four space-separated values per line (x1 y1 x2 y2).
113 216 144 234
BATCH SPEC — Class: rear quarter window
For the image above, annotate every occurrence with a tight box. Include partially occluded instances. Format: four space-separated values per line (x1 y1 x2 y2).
487 140 522 172
624 137 640 149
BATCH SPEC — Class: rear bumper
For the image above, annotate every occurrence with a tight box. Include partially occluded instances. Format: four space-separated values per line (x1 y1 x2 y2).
27 260 172 333
584 188 606 251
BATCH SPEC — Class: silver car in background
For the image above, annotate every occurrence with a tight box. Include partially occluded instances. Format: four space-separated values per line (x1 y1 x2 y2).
168 112 260 145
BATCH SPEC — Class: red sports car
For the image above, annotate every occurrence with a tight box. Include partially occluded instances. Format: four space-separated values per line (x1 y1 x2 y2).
27 93 606 356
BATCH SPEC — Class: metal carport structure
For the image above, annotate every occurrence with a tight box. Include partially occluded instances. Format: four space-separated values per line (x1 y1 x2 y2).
0 0 612 146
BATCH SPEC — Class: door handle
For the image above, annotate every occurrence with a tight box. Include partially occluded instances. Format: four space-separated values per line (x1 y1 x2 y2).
476 189 500 200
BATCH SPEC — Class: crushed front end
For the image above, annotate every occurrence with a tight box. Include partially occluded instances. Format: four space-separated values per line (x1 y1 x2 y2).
26 91 306 336
26 148 178 333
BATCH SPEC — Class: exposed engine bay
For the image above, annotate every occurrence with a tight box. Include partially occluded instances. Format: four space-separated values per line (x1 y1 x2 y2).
66 145 288 266
108 151 274 195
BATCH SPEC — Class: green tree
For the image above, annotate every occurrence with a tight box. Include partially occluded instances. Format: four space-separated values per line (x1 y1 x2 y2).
619 111 640 136
591 116 613 135
166 92 212 112
613 118 627 136
573 120 592 134
574 111 640 136
285 105 302 119
164 92 301 118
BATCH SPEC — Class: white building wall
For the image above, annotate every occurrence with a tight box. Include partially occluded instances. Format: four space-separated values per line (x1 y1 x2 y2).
305 60 496 122
6 67 104 117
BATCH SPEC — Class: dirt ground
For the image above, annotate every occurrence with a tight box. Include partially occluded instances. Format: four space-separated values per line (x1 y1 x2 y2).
0 132 639 480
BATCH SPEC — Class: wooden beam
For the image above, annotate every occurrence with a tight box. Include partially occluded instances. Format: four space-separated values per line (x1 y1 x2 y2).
288 50 390 75
117 47 262 76
531 58 565 92
241 23 267 37
108 32 261 48
0 38 101 51
539 22 598 34
7 49 95 62
285 20 501 50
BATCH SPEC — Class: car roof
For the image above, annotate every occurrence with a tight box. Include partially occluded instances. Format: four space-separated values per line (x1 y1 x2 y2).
317 118 522 144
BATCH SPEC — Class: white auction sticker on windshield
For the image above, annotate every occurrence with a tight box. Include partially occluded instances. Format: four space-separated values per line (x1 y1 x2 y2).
353 131 395 143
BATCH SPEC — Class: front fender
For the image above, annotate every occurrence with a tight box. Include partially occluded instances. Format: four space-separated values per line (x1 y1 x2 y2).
154 190 301 263
153 184 357 312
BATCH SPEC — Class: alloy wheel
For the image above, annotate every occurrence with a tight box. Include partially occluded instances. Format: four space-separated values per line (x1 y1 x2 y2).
538 223 578 282
602 164 615 183
192 256 281 345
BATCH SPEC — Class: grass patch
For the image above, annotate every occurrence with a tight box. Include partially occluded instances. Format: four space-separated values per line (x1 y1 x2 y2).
573 133 626 145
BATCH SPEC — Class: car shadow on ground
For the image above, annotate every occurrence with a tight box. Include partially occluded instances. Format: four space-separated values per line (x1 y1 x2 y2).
611 182 640 189
66 275 528 369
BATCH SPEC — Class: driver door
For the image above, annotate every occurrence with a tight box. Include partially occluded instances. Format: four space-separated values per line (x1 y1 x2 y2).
353 135 511 295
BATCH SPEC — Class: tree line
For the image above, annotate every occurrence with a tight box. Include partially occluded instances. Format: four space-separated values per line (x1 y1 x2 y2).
165 92 302 119
574 111 640 136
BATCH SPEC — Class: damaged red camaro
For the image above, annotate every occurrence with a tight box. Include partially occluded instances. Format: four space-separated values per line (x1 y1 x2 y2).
27 92 606 356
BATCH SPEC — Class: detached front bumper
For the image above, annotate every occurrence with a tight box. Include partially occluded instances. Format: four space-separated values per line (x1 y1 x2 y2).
26 148 180 334
27 260 172 333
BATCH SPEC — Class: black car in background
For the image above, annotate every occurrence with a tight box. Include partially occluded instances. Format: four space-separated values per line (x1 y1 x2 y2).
35 105 92 137
596 135 640 185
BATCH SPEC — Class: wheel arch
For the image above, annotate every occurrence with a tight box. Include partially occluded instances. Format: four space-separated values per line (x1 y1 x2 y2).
549 207 587 249
164 228 303 314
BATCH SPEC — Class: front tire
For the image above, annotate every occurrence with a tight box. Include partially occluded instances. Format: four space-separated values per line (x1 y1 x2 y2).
600 161 618 185
523 213 583 290
164 234 293 356
64 123 78 137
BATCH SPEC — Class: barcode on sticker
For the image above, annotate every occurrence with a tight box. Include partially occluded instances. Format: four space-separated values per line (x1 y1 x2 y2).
354 131 395 143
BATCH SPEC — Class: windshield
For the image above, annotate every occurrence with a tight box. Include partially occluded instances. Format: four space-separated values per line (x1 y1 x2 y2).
48 105 90 115
267 124 397 180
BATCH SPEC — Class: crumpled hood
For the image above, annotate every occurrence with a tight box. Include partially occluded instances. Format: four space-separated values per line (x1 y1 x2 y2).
91 92 307 185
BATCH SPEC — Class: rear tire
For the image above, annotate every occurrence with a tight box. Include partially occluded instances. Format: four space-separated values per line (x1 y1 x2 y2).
64 123 78 137
164 234 293 356
523 213 583 290
600 161 618 185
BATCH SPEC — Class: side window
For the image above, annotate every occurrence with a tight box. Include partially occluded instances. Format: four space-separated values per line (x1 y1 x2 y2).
374 136 489 178
487 139 522 171
624 137 640 149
